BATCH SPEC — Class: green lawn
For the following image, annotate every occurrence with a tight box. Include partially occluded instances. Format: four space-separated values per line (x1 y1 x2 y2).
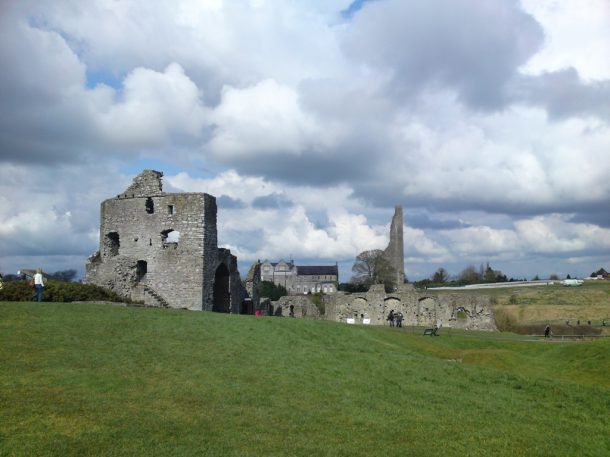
1 302 608 457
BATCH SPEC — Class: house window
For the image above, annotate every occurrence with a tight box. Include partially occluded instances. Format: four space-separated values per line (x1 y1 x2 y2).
168 205 175 215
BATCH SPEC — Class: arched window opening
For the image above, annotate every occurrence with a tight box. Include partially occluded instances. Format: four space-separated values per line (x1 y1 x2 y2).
166 230 180 243
145 197 154 214
160 229 180 248
104 232 120 257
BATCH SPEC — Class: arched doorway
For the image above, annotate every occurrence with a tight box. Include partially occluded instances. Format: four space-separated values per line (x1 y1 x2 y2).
136 260 147 282
212 263 231 313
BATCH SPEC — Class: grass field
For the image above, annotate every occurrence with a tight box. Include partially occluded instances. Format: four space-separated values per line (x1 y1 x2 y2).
428 281 610 332
1 302 609 456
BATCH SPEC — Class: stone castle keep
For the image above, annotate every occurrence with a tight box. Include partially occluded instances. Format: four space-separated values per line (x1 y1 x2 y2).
85 170 247 311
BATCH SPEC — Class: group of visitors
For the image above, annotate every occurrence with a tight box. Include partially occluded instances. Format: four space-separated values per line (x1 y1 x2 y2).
387 309 404 327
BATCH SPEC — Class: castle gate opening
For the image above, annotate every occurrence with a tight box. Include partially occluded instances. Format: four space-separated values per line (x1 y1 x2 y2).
212 263 231 313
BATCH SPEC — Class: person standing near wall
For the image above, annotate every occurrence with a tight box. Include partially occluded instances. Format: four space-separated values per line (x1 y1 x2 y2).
387 310 395 327
33 268 45 302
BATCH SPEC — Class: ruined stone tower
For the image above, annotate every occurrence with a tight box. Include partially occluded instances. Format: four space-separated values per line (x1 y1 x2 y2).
383 205 405 287
85 170 247 311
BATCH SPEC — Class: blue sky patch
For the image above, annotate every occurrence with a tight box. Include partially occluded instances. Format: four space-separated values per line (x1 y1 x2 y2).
341 0 378 19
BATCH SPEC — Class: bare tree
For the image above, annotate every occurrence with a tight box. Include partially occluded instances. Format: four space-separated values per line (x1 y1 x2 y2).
458 265 481 285
431 267 449 284
351 250 397 289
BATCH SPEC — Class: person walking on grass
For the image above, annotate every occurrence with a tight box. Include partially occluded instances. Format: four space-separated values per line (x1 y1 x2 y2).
33 268 45 302
544 324 551 338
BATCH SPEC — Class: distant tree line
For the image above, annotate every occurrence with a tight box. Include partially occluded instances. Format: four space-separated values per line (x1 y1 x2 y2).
1 269 78 282
590 268 609 278
414 263 515 288
345 251 522 292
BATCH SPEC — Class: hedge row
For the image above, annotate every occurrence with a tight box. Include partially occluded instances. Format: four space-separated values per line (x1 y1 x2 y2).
0 280 127 303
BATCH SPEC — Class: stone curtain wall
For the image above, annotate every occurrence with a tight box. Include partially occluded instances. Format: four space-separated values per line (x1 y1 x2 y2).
269 295 322 319
267 283 495 330
324 285 496 330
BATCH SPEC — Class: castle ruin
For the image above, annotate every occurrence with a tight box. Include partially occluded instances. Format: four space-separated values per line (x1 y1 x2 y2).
85 175 494 330
326 284 496 330
265 206 496 330
268 280 496 331
85 170 248 311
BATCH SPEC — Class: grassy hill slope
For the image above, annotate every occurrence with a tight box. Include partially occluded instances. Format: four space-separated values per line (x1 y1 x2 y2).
1 302 608 457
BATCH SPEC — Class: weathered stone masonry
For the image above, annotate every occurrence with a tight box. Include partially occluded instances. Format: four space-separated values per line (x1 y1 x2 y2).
271 284 496 330
326 284 496 330
85 170 247 311
383 206 405 287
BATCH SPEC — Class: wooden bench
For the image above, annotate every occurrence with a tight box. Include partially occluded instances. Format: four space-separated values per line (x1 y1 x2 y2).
423 327 439 336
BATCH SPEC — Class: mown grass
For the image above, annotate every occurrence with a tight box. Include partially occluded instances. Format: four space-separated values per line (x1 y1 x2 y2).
1 302 609 457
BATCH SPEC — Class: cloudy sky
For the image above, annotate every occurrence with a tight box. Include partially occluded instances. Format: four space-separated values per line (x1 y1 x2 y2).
1 0 609 282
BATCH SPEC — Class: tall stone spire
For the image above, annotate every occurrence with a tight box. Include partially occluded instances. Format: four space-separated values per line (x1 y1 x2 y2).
383 206 404 287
